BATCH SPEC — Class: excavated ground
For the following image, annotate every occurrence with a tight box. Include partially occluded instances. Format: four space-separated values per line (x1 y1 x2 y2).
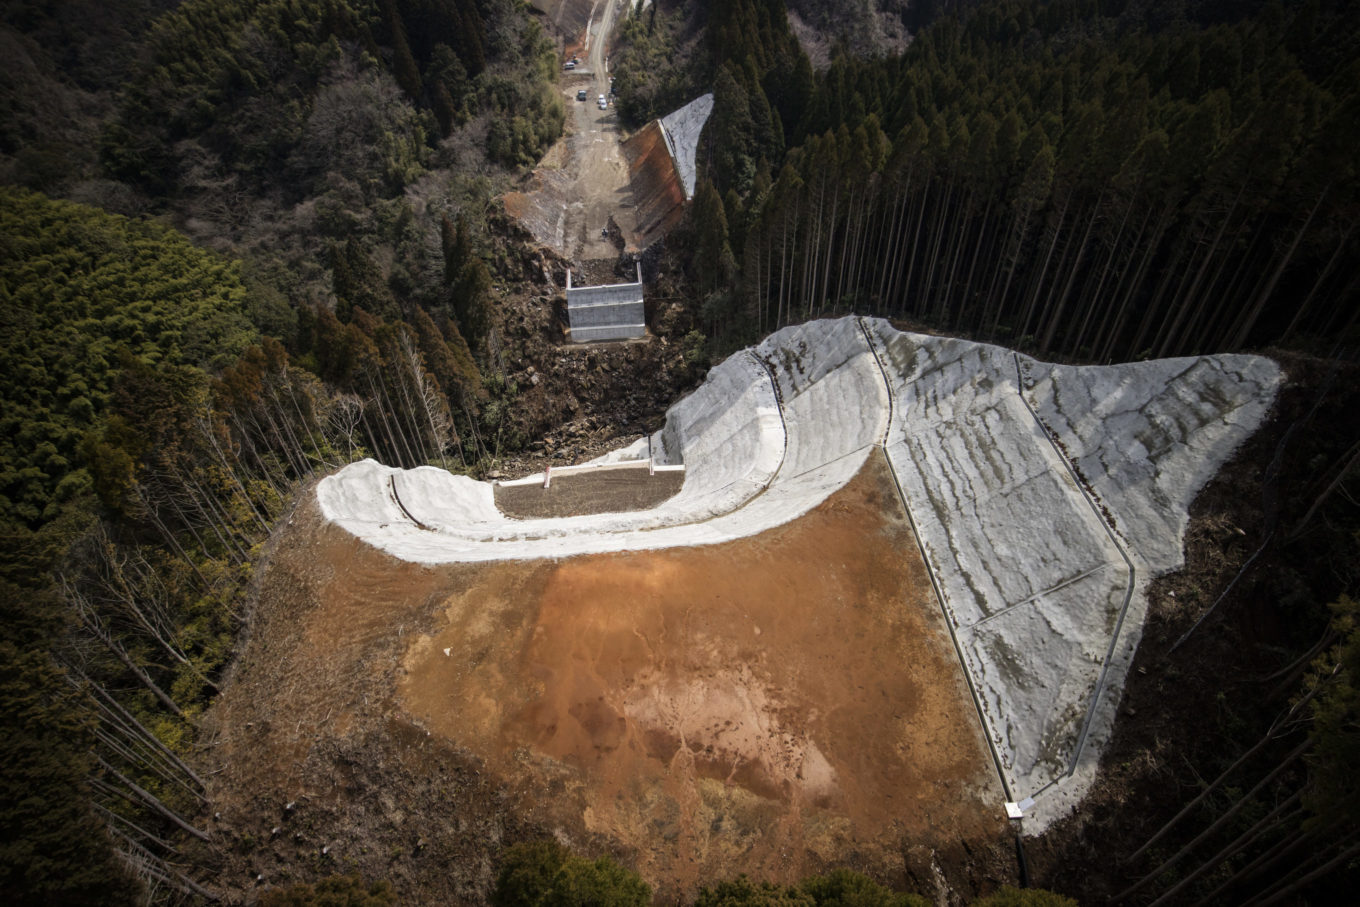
494 466 685 518
622 119 687 251
530 0 597 57
203 453 1015 903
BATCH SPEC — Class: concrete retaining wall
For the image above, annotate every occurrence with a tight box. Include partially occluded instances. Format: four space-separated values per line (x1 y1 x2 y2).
567 264 645 342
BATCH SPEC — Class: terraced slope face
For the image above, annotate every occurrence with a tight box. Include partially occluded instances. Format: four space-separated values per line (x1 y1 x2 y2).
318 317 1280 829
865 326 1279 822
319 318 883 561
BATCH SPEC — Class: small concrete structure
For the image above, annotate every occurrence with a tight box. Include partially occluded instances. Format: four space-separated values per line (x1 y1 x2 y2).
566 263 645 342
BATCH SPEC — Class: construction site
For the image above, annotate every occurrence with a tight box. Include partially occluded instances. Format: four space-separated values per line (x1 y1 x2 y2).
231 315 1262 897
197 3 1288 902
506 3 706 262
503 0 713 346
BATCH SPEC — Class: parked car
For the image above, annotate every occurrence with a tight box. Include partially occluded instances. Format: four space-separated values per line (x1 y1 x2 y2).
576 89 588 101
598 94 608 109
564 60 575 70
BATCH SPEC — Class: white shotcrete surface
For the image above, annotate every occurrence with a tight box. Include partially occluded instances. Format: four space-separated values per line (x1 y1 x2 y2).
658 93 713 199
317 316 1280 832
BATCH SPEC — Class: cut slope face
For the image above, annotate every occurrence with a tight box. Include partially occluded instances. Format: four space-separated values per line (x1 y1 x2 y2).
864 327 1279 821
620 119 687 249
319 317 1279 829
529 1 596 51
616 93 714 249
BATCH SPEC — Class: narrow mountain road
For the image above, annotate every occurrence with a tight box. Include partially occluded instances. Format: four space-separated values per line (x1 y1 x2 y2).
504 0 631 265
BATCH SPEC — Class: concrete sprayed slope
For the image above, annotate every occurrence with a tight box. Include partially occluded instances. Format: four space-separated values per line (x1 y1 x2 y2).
318 320 880 561
658 93 713 200
319 317 1279 828
1021 355 1281 571
862 321 1280 824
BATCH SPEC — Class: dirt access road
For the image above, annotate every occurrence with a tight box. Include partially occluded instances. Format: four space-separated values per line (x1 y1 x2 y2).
507 0 632 264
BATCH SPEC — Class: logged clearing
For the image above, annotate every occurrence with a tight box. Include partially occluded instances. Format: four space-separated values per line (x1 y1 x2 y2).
205 453 1008 901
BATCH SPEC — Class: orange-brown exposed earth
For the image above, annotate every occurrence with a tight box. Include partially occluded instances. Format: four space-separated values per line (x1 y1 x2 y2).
621 119 688 250
204 453 1011 902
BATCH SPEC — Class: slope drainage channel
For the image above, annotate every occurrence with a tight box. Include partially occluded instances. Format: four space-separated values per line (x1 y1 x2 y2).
1012 352 1138 786
856 317 1016 806
389 475 435 531
746 349 790 491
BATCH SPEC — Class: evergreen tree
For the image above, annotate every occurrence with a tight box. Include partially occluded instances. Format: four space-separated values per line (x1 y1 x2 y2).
708 63 756 196
491 841 650 907
387 2 424 100
0 530 137 905
329 239 400 324
690 180 735 296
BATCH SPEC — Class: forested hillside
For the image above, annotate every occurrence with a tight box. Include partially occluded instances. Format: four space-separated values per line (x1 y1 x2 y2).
3 0 1359 903
1 188 262 901
0 181 571 900
0 1 578 900
675 0 1358 361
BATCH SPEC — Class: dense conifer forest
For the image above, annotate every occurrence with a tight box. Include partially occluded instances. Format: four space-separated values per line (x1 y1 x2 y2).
664 0 1359 362
1 0 1358 903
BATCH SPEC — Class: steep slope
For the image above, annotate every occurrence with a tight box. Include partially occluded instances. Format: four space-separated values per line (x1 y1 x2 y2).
319 317 1279 830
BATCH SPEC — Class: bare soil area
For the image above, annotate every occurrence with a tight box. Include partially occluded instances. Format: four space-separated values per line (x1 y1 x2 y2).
494 465 684 518
202 453 1015 903
531 1 596 49
622 119 687 250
